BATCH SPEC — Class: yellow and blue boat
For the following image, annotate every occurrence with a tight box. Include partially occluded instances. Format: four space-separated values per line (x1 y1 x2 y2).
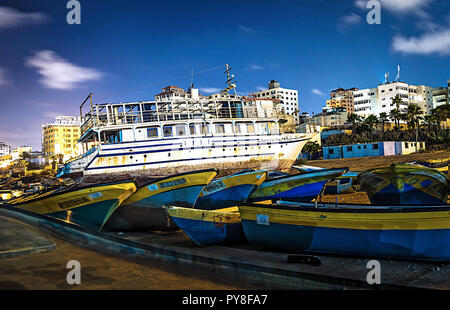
238 201 450 261
194 170 268 210
247 167 348 203
5 180 137 231
358 164 449 205
103 169 218 231
165 206 245 246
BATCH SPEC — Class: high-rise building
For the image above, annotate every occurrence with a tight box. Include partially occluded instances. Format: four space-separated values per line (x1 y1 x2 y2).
354 81 434 118
432 79 450 110
251 80 299 117
0 142 10 157
326 88 358 115
42 116 81 162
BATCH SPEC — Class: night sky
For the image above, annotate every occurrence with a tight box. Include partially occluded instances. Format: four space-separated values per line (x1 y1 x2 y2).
0 0 449 150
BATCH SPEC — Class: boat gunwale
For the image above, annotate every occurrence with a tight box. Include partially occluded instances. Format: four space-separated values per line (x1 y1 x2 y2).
241 202 450 214
263 167 350 183
137 168 218 188
6 179 137 206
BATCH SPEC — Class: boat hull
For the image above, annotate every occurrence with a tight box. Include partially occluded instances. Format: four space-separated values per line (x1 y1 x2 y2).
165 206 245 246
358 164 449 205
248 168 348 202
194 170 268 210
104 169 218 231
7 181 137 231
239 203 450 261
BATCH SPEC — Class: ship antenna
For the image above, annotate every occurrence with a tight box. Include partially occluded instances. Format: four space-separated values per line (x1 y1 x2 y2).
222 64 237 96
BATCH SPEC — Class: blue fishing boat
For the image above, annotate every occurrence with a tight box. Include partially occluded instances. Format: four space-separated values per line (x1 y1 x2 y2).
293 165 359 194
358 163 449 205
165 206 245 246
247 167 348 203
103 169 218 231
238 201 450 261
194 170 267 210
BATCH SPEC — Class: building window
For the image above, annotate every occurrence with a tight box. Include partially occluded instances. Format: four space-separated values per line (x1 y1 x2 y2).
372 144 379 150
346 146 352 152
329 149 334 155
215 124 225 134
176 126 186 136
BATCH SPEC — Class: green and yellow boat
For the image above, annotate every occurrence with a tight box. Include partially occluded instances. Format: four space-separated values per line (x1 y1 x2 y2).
5 180 137 231
358 163 449 205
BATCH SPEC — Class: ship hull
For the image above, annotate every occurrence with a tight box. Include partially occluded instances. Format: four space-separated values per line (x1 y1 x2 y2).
60 134 313 177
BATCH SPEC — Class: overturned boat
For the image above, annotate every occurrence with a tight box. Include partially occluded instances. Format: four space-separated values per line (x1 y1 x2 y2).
103 169 218 231
358 163 449 205
5 180 137 231
194 169 267 210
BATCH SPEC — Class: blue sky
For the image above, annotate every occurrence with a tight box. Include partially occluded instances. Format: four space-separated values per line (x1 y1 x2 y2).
0 0 449 150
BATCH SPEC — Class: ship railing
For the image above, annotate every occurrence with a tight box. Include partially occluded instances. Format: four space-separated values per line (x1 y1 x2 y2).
81 105 279 135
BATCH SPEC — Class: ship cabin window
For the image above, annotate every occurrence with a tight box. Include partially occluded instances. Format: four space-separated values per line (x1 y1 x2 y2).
257 122 269 135
163 126 173 137
189 124 197 136
147 127 159 139
176 125 186 137
102 130 122 144
234 124 241 134
215 124 225 135
247 123 255 134
200 124 210 135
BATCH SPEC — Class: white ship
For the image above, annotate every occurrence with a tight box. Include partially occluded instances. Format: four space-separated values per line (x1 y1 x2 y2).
58 67 315 178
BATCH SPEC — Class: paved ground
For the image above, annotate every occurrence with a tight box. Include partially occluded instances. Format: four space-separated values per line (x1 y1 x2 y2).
0 218 248 290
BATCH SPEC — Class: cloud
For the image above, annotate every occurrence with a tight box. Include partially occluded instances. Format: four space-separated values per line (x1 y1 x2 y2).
249 64 264 70
0 67 8 86
311 88 325 96
237 25 257 33
392 28 450 55
199 87 221 94
25 50 103 90
0 6 50 29
338 13 362 32
255 86 267 91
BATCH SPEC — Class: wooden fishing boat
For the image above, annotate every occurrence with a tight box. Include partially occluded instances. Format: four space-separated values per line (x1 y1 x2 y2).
165 206 245 246
293 165 359 194
247 167 348 203
194 170 267 210
358 164 449 205
103 169 218 231
238 201 450 261
5 180 137 231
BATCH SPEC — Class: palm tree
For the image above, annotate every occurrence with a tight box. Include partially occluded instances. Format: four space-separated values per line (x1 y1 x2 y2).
389 108 402 131
405 103 423 130
346 113 362 129
378 112 388 132
364 114 378 131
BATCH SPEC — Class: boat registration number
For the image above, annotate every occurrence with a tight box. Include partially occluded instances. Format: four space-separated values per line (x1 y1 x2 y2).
159 177 187 189
203 180 225 194
57 196 91 210
257 214 269 226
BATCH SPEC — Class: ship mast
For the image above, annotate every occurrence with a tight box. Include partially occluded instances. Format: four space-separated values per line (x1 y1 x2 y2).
222 64 237 96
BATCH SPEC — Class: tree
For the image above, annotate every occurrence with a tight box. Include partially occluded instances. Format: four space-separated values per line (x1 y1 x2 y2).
346 113 362 129
364 114 378 131
378 112 388 132
405 103 423 130
389 108 402 130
